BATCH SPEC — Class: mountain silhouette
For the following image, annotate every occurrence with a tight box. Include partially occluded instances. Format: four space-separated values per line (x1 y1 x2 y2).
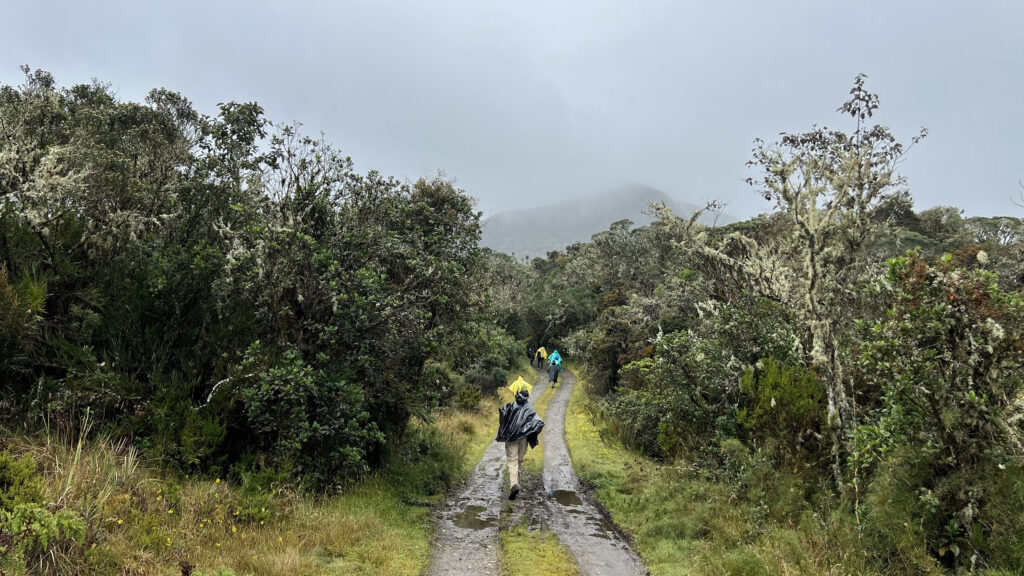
480 184 732 258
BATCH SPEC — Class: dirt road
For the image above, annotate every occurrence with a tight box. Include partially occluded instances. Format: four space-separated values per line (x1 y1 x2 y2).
427 376 549 576
426 368 646 576
541 370 646 575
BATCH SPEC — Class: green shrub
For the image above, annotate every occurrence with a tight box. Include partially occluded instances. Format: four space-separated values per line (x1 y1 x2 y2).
463 363 504 394
856 252 1024 570
0 504 85 574
453 383 482 410
601 384 669 457
421 359 462 408
0 450 44 512
609 331 739 458
738 358 824 457
384 420 465 499
235 343 384 486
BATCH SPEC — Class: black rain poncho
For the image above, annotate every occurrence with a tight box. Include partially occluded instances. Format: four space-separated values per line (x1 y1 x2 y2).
496 393 545 448
547 362 560 381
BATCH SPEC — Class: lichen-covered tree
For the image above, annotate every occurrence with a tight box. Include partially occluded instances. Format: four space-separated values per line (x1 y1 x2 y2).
0 69 485 483
679 75 927 488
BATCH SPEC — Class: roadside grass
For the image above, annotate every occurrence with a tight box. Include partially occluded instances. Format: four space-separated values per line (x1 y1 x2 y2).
500 524 578 576
2 361 535 576
7 433 435 576
564 364 886 576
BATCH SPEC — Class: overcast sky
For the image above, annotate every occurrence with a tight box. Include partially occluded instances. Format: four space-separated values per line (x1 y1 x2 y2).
2 0 1022 219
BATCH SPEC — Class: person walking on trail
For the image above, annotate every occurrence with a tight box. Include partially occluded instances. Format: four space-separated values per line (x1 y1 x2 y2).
534 346 548 368
546 349 563 384
496 376 544 500
547 358 561 385
527 345 536 367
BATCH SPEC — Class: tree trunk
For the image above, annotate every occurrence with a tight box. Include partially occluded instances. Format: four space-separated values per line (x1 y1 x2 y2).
813 318 852 494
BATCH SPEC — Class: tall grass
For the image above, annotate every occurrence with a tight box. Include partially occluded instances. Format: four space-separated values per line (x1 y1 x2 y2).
564 366 885 576
2 361 537 575
7 427 443 575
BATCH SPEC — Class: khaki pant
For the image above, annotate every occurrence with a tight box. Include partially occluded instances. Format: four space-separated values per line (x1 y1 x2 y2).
505 437 528 488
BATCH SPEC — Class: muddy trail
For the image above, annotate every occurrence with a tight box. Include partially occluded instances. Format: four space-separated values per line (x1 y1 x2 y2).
541 370 647 575
427 375 550 576
427 368 647 576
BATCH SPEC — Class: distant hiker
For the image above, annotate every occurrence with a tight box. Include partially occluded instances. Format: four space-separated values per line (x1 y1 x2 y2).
496 377 544 500
534 346 548 368
547 359 561 385
548 349 562 365
527 346 535 367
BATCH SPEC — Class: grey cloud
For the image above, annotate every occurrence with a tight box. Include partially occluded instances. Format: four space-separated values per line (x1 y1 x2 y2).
2 0 1022 218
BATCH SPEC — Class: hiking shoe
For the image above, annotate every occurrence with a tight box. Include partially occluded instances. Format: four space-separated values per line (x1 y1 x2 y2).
509 485 520 500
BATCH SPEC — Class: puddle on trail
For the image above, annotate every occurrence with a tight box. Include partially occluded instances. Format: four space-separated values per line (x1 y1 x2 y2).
452 505 498 530
546 490 621 540
549 490 583 506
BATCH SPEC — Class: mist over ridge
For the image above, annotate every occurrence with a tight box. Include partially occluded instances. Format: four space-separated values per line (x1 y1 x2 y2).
480 184 734 258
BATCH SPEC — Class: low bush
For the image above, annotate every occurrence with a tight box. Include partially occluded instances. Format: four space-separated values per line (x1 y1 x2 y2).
608 331 738 458
0 450 44 512
234 343 384 487
855 252 1024 570
0 504 85 574
0 449 85 574
738 358 824 457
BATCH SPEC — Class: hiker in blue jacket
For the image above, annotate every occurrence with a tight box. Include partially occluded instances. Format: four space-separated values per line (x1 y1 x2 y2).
545 350 562 384
547 356 562 385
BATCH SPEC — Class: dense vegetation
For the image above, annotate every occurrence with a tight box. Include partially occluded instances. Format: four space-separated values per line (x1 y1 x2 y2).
2 68 1023 574
0 68 522 573
509 77 1024 573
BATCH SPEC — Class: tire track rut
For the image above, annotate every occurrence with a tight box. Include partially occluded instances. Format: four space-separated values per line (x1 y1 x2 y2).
541 370 647 576
426 374 548 576
427 368 647 576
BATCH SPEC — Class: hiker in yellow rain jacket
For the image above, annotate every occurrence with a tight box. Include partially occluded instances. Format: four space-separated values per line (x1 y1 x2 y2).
533 346 548 368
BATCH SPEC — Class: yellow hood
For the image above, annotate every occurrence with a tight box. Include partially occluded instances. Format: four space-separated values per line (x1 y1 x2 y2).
508 376 532 396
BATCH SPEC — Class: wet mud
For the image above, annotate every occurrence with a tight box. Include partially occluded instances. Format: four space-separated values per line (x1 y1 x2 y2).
427 368 647 576
426 374 549 576
541 371 648 575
